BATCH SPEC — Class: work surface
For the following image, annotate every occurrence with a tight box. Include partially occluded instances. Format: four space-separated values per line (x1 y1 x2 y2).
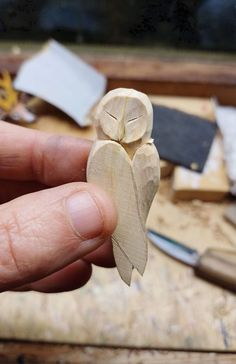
0 96 235 353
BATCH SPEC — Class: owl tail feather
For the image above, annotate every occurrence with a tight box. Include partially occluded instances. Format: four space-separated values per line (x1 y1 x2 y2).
112 240 133 285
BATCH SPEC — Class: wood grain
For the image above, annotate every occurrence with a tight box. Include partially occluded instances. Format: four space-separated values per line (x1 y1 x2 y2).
87 89 160 284
1 52 236 105
160 160 174 178
0 342 236 364
149 96 215 121
196 248 236 292
151 96 230 201
172 135 230 201
0 97 235 351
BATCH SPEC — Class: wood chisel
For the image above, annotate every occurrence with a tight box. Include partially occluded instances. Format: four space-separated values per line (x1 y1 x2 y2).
148 229 236 292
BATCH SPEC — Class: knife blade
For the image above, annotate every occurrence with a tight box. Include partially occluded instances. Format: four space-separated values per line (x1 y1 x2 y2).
147 229 236 292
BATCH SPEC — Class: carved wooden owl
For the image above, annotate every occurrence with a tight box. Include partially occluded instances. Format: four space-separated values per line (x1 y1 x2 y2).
87 88 160 285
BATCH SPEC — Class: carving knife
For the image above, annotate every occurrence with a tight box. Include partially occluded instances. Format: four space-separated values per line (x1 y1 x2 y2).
147 229 236 292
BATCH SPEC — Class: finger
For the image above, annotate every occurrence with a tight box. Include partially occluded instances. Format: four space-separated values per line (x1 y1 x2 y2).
15 240 116 293
0 121 91 184
16 240 116 292
0 182 116 267
0 182 117 291
84 238 116 268
0 182 116 266
0 180 45 204
14 260 92 293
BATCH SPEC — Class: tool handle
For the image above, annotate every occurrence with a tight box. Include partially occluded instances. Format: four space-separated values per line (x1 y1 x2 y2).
196 248 236 292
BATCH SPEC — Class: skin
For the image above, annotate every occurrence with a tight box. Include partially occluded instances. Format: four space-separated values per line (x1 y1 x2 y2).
0 121 117 293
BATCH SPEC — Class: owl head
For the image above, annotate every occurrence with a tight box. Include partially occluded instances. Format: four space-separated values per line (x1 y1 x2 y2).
95 88 153 144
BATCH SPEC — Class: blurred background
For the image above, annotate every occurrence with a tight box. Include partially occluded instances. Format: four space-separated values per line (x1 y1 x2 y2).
0 0 236 51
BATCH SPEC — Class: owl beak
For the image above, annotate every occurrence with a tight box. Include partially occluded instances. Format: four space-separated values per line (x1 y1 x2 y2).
118 120 125 141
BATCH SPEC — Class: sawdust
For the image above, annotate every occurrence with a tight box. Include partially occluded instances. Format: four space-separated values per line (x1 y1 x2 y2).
148 179 236 251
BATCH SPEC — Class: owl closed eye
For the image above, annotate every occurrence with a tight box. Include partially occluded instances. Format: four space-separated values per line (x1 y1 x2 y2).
96 88 153 144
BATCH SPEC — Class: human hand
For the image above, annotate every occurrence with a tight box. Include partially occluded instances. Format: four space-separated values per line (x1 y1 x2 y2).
0 121 117 293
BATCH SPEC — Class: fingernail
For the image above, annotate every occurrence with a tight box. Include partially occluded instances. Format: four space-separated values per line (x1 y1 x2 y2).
66 191 104 239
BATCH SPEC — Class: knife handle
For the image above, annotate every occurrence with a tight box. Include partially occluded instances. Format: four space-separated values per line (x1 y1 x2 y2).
196 248 236 292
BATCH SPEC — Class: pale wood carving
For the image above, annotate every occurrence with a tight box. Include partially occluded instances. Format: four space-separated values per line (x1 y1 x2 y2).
87 88 160 284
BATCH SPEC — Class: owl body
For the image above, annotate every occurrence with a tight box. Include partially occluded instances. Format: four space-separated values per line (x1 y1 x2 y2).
87 89 160 285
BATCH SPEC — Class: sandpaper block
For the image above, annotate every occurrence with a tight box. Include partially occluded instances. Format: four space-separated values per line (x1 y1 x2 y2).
152 105 217 172
172 134 230 201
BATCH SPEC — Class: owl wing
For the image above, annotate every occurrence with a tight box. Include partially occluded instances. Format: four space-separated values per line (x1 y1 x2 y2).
112 243 133 285
87 140 149 284
132 142 160 226
112 142 160 283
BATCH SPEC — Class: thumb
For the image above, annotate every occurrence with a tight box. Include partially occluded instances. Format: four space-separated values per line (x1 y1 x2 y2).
0 182 117 291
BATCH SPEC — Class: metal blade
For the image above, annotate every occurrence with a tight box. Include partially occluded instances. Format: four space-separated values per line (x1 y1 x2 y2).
147 229 199 267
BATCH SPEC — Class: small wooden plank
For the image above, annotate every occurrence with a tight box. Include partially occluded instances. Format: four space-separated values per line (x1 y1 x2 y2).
149 96 215 121
151 96 215 180
160 160 174 178
172 135 230 201
150 95 230 201
0 342 236 364
1 52 236 105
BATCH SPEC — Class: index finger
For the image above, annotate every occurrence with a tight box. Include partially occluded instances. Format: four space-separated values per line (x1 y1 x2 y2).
0 121 92 185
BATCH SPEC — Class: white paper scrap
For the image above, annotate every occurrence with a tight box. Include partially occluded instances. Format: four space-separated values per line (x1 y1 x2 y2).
215 104 236 195
14 40 107 127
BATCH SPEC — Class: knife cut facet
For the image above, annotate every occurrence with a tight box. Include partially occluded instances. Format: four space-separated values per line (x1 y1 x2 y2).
147 229 199 267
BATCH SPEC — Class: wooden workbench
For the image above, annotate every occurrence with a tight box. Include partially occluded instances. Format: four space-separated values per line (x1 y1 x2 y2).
0 47 236 363
0 96 235 350
1 341 236 364
1 42 236 105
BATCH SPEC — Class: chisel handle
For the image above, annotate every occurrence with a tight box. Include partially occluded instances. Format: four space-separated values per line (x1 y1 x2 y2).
196 248 236 292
